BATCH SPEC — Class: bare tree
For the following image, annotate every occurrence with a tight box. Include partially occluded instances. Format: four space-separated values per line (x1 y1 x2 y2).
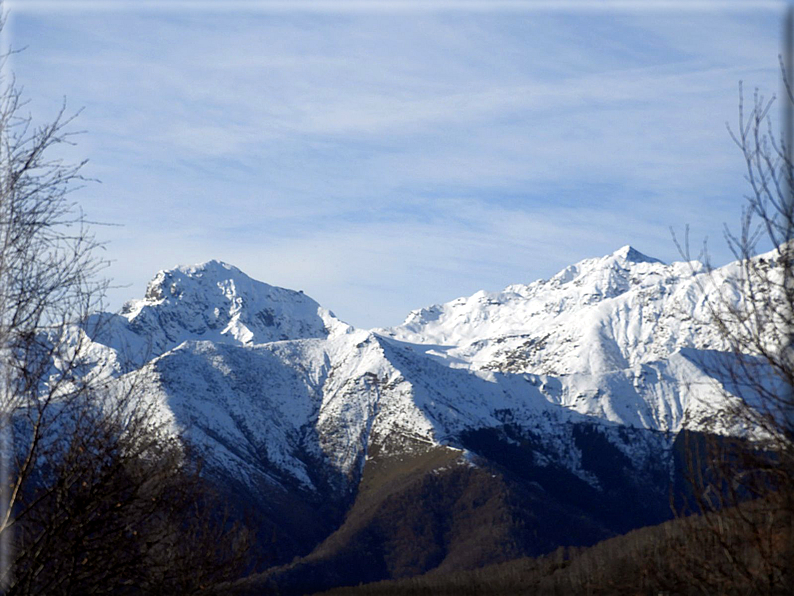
0 27 251 595
668 67 794 594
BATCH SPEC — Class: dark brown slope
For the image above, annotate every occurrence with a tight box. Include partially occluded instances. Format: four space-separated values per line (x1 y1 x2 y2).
314 495 793 596
237 437 624 595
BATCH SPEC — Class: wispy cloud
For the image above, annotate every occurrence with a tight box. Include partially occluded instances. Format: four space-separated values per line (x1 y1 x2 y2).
8 6 782 328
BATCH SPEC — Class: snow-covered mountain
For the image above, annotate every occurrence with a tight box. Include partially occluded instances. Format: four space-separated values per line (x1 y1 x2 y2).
86 260 347 364
386 245 717 373
70 245 778 584
75 246 764 510
381 245 744 434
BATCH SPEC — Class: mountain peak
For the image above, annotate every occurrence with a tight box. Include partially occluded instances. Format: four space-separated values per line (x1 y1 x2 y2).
175 259 243 278
113 261 341 355
140 261 251 304
611 245 663 264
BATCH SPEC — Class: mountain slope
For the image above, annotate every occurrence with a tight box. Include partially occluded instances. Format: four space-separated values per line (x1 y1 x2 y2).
385 246 716 373
73 247 769 588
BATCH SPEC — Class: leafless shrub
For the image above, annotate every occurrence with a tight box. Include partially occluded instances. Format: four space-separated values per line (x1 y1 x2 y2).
0 22 251 595
669 64 794 594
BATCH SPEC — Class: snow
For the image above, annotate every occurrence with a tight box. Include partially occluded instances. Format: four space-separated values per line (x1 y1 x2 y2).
68 247 776 498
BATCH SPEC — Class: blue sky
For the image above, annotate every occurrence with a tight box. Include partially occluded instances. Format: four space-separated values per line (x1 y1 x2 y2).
6 0 783 328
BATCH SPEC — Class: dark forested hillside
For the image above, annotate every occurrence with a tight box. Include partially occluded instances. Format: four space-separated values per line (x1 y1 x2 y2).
234 425 698 595
311 495 793 596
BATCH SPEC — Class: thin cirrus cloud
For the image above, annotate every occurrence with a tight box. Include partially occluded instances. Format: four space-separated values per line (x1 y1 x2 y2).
6 5 782 328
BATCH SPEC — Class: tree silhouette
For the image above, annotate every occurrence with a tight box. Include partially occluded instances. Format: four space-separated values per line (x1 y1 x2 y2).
0 25 251 595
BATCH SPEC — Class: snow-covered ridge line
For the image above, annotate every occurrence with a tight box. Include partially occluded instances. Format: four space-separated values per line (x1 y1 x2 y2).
74 246 765 498
381 245 721 375
86 259 351 366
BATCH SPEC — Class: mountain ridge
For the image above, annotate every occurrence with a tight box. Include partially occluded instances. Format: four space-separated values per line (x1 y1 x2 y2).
69 246 770 589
